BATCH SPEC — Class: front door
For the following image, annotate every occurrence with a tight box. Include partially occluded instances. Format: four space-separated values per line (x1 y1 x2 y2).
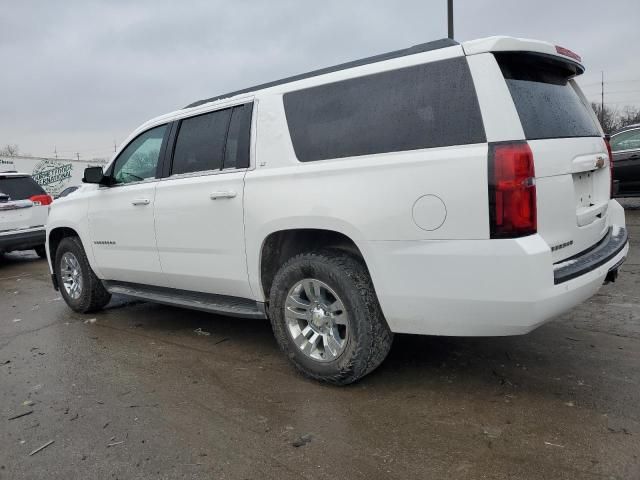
87 124 168 284
153 103 254 298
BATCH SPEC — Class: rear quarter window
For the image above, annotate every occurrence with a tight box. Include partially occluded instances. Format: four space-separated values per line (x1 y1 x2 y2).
283 57 486 162
495 52 600 140
0 176 45 200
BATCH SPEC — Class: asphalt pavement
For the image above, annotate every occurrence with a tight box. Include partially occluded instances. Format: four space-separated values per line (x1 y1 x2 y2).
1 200 639 479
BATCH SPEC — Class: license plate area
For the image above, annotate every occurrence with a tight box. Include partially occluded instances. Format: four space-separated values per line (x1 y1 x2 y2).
573 171 595 208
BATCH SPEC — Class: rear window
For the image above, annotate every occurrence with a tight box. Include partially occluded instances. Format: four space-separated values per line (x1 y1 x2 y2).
284 57 486 162
0 176 45 200
496 52 600 140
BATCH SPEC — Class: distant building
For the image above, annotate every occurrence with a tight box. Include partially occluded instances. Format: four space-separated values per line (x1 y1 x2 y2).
0 155 106 196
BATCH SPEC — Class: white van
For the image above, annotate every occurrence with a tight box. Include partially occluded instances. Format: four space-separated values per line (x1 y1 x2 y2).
46 36 628 384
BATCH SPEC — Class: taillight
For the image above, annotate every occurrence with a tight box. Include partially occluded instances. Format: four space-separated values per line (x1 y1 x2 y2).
29 194 53 206
604 136 614 199
488 142 537 238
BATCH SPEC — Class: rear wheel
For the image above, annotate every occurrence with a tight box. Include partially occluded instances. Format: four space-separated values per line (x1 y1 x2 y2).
34 245 47 259
54 237 111 313
269 250 393 385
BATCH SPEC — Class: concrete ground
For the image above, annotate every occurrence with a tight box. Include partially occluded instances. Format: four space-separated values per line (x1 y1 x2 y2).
1 201 639 480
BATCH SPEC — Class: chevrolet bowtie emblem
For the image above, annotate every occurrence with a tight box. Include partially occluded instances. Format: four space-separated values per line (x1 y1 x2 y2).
595 156 605 169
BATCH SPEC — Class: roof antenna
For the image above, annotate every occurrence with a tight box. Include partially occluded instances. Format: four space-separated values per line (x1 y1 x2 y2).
447 0 454 39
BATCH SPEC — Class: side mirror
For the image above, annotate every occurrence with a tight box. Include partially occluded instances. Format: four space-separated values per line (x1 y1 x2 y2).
83 166 106 185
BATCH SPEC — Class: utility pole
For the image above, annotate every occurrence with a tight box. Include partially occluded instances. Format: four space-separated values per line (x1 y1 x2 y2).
114 140 117 153
54 146 58 159
447 0 454 39
76 153 80 161
600 71 604 126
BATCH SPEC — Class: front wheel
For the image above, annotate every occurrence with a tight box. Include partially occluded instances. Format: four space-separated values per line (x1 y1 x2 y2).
269 250 393 385
54 237 111 313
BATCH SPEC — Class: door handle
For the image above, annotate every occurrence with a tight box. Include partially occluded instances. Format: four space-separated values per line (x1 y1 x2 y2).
131 198 150 206
210 191 237 200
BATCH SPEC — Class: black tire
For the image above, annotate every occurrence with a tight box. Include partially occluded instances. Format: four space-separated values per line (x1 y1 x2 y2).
54 236 111 313
269 250 393 385
34 245 47 259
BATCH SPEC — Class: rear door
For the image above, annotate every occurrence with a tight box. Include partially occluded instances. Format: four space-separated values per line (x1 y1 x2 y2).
0 175 48 232
610 127 640 196
494 52 609 261
153 102 254 298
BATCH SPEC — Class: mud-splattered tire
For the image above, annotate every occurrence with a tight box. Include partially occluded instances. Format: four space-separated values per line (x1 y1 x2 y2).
54 236 111 313
269 250 393 385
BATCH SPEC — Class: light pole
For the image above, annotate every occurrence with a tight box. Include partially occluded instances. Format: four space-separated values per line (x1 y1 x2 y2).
447 0 454 39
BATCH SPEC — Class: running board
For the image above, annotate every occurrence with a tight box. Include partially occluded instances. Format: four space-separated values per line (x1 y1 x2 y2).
103 281 267 319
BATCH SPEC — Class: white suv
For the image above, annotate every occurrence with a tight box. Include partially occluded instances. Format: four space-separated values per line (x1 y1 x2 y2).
1 172 52 258
46 36 629 384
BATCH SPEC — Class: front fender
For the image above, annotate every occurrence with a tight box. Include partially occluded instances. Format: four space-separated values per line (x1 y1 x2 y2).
46 190 101 277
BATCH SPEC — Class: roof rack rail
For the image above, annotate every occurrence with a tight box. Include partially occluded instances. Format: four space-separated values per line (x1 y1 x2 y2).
184 38 459 109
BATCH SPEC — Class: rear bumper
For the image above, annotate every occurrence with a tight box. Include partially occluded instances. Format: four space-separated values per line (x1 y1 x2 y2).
367 224 628 337
0 228 45 252
553 226 628 284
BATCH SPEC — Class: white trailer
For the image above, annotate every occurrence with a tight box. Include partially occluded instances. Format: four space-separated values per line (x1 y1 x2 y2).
0 156 106 197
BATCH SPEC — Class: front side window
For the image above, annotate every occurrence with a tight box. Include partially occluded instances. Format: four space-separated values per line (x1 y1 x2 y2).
112 125 167 185
611 128 640 152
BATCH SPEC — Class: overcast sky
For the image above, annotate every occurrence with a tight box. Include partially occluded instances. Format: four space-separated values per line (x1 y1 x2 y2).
2 0 639 159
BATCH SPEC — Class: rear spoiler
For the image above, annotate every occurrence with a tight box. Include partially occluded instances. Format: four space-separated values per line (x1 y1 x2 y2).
462 36 585 74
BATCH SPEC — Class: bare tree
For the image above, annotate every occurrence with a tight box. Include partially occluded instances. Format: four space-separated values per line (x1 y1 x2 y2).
591 103 620 133
618 105 640 128
591 103 640 134
0 144 19 156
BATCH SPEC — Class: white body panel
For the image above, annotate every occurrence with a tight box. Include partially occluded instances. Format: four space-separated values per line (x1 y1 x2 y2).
154 171 252 298
87 182 162 284
45 35 628 337
0 173 49 252
462 36 585 71
0 202 47 233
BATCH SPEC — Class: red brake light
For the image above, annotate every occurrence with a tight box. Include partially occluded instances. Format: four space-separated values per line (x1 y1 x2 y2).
604 136 614 199
555 45 582 63
29 194 53 206
488 142 537 238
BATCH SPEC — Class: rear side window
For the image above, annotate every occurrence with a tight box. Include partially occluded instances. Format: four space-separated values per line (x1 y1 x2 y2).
223 103 253 169
284 57 486 162
0 176 45 200
170 103 253 175
172 108 232 175
496 53 600 140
